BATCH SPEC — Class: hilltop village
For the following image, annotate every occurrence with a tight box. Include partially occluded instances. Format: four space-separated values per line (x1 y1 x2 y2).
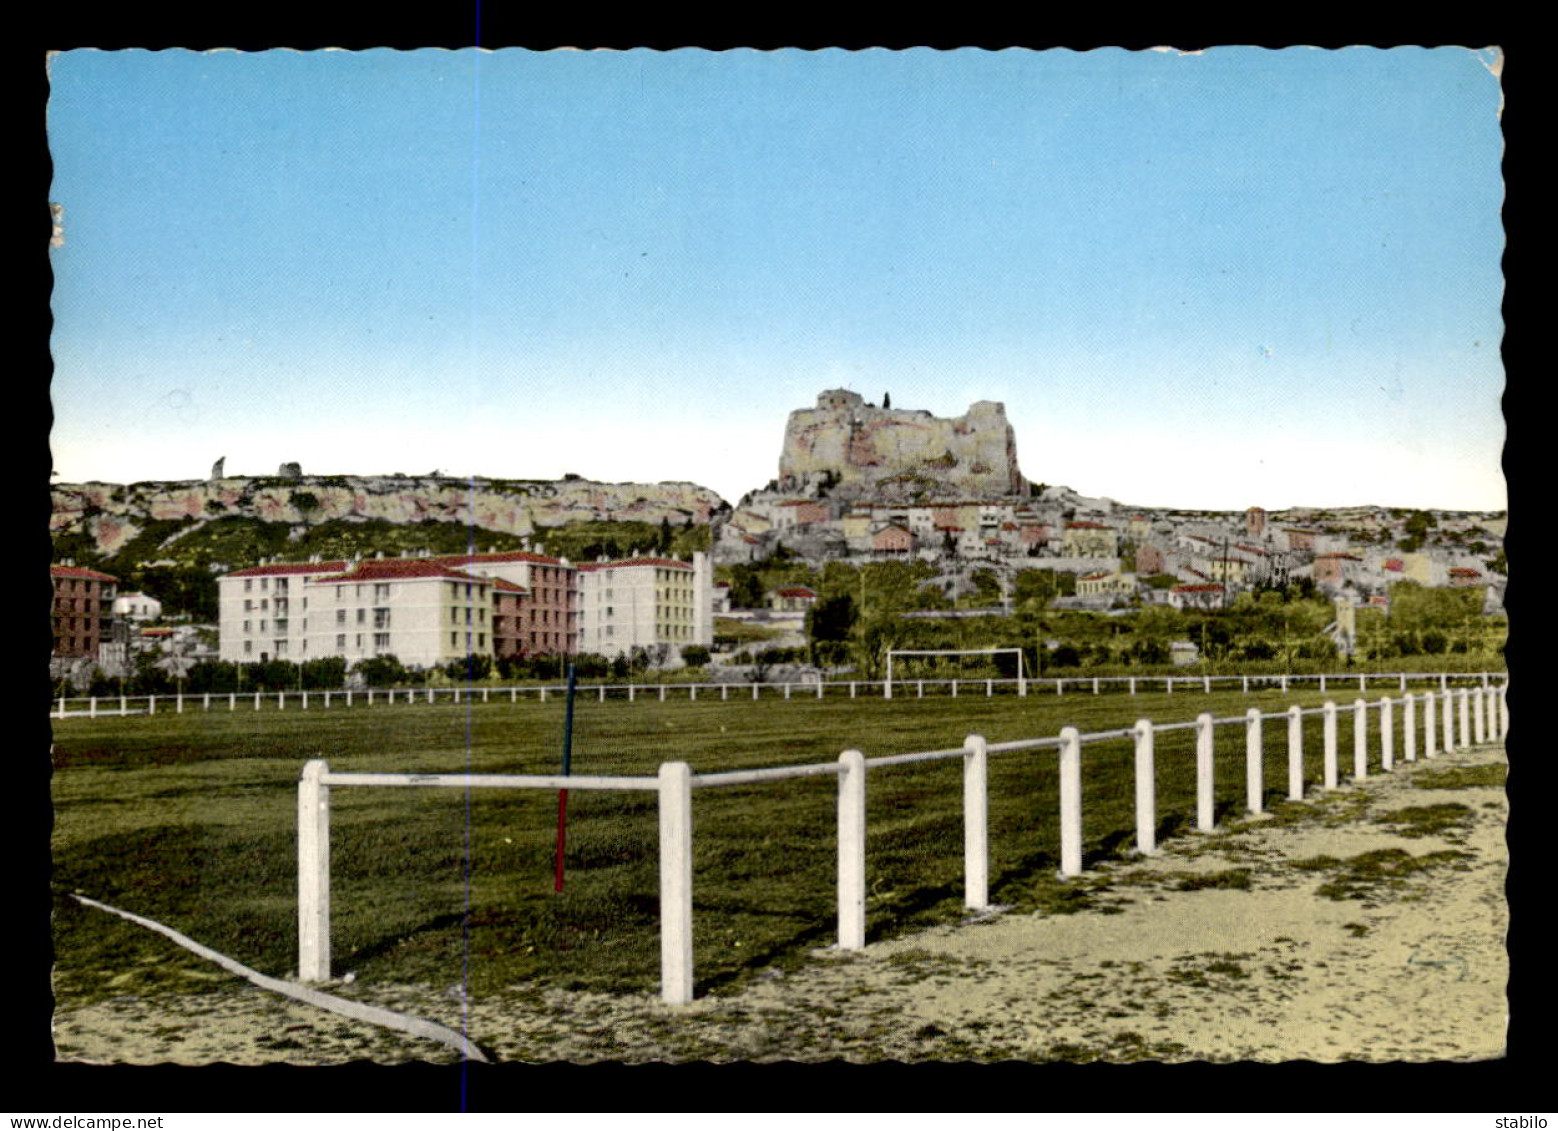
50 389 1507 686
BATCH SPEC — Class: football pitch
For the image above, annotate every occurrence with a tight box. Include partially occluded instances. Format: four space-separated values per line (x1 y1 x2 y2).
50 684 1428 1003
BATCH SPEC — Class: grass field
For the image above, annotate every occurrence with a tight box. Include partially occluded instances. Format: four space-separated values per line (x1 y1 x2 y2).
50 684 1485 1005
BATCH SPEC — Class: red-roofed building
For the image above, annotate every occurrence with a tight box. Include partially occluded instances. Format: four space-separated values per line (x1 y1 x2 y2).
1168 583 1225 610
1313 552 1364 588
576 553 713 661
1448 567 1484 587
51 564 119 659
433 551 578 657
768 585 818 612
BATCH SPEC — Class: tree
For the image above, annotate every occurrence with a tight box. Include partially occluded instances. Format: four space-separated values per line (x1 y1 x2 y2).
680 644 711 668
883 391 891 409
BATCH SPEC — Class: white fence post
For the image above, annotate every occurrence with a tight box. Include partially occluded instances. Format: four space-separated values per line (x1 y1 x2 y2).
1359 673 1367 693
963 736 989 910
1242 676 1249 694
278 692 285 712
628 685 636 703
177 692 184 714
1280 675 1289 693
1353 698 1368 781
987 679 994 698
1093 678 1100 695
149 695 157 716
254 691 261 711
1441 687 1454 752
1287 705 1304 801
1323 701 1339 789
722 685 730 701
298 759 331 983
1165 678 1171 696
1424 692 1438 758
301 691 308 711
752 684 760 701
229 693 236 712
1320 674 1327 694
1399 673 1407 692
917 681 923 700
1245 708 1263 815
89 696 97 719
662 686 669 702
1059 727 1083 877
1203 676 1210 694
1500 681 1510 740
816 682 824 700
1473 687 1486 745
57 697 64 720
1129 678 1136 695
1459 688 1471 749
658 761 694 1006
1195 714 1215 832
1134 719 1156 855
1403 694 1416 762
837 749 867 950
1380 697 1394 771
952 680 959 699
1441 672 1449 694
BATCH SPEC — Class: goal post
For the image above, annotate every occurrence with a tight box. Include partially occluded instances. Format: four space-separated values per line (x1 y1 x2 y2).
885 648 1026 699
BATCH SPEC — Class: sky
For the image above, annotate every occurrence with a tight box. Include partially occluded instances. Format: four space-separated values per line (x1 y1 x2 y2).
47 46 1507 513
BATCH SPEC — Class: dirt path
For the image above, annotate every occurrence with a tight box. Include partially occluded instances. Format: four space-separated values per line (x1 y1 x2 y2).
53 742 1508 1064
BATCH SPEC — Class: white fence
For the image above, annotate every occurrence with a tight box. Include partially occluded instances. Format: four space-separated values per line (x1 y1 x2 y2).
296 679 1509 1005
56 669 1505 719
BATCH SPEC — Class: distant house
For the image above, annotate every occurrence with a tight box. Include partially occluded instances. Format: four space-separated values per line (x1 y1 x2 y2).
1076 570 1135 598
1313 553 1363 588
1169 640 1201 666
769 586 819 612
772 500 830 528
112 591 163 622
872 524 914 555
1245 507 1267 538
1062 521 1118 558
1168 583 1224 610
1448 567 1484 587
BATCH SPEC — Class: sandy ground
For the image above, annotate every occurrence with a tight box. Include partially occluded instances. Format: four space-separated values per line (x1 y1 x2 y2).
53 740 1508 1065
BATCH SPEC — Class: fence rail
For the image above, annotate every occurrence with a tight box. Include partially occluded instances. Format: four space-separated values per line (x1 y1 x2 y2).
295 678 1509 1006
55 670 1506 719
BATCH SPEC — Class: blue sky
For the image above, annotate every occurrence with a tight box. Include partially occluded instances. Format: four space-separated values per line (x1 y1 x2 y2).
48 46 1506 512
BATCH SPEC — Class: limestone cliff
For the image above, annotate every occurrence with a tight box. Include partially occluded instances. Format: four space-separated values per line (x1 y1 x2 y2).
778 389 1026 501
51 475 728 558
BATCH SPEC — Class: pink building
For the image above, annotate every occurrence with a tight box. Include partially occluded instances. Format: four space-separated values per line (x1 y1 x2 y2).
872 524 914 555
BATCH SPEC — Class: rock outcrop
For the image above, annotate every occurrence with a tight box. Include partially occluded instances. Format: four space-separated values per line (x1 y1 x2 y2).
778 390 1026 501
51 475 728 558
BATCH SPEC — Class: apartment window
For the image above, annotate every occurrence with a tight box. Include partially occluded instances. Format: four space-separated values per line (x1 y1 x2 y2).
300 640 308 653
244 579 252 592
243 598 253 612
336 634 346 651
356 585 365 598
477 633 484 647
355 634 363 648
261 599 269 611
243 620 251 633
465 607 472 624
244 640 253 655
261 578 269 591
336 586 344 599
356 608 366 624
276 578 289 593
374 583 391 601
275 640 288 656
451 632 458 646
337 609 346 625
260 620 267 632
451 607 458 623
302 597 308 610
275 619 288 633
374 608 391 629
374 633 390 650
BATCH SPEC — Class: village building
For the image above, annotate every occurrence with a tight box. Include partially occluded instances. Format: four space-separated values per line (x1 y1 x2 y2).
51 564 120 659
576 553 714 660
112 591 163 622
1061 521 1118 558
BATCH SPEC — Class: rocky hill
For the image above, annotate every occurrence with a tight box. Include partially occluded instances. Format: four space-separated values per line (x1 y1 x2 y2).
778 389 1026 501
51 474 728 560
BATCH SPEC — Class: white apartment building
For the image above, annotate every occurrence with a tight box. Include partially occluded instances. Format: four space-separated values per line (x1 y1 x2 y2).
576 551 713 660
306 558 495 669
218 556 495 668
217 559 346 663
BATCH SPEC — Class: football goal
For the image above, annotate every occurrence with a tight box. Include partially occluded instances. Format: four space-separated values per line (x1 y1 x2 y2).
884 647 1027 699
